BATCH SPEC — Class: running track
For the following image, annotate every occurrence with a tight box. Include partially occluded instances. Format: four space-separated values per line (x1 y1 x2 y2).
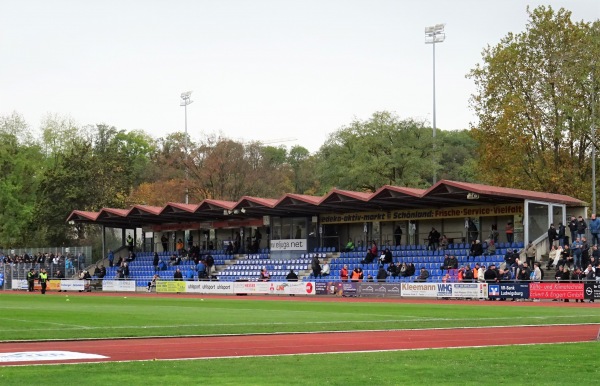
0 324 598 366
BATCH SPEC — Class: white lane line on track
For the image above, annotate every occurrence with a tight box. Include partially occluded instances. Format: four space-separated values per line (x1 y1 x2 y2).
0 317 91 329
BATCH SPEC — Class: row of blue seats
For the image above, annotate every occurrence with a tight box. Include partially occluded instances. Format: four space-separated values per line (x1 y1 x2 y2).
332 255 508 265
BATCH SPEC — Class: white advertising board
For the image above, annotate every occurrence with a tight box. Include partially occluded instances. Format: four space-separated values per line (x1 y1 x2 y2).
185 281 234 294
59 280 85 291
270 239 307 251
102 280 136 292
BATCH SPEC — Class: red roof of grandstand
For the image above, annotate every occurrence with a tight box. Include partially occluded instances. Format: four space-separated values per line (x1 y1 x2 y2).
66 180 587 227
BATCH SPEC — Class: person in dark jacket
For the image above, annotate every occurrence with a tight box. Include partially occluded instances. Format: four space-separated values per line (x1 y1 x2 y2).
311 255 321 278
153 252 160 271
387 262 399 277
286 269 298 281
376 265 388 280
548 224 558 247
379 248 393 264
517 262 531 282
441 255 459 273
469 240 484 260
484 264 498 283
173 268 183 281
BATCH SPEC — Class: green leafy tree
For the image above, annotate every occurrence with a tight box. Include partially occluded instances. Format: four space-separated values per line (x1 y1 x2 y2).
468 6 600 203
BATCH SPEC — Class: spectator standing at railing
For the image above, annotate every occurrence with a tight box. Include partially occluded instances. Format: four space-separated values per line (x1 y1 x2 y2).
174 268 183 281
428 227 440 251
153 252 160 271
205 254 215 279
54 270 64 279
259 268 270 282
286 269 298 281
185 266 195 281
340 264 349 281
581 237 590 268
311 255 321 278
589 213 600 246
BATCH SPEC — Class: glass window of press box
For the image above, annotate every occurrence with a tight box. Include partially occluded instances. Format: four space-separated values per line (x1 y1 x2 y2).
271 218 307 240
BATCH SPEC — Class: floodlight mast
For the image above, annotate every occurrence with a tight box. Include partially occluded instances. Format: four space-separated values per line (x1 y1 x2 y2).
180 91 193 204
425 24 445 185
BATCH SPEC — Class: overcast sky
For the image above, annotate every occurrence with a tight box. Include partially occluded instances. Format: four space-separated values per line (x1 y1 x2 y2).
1 0 598 152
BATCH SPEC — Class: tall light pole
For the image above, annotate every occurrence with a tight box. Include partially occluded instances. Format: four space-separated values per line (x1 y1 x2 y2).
180 91 193 204
592 68 596 214
425 23 445 184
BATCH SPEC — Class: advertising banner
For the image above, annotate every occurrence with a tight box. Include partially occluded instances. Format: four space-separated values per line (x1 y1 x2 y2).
315 281 328 295
33 281 61 291
488 283 529 299
529 283 584 300
320 204 524 224
358 283 402 298
186 282 234 294
12 279 27 290
336 282 358 297
59 280 85 291
270 239 307 251
584 283 600 301
400 282 438 297
156 280 186 293
102 280 137 292
232 281 315 295
451 283 488 298
0 273 3 287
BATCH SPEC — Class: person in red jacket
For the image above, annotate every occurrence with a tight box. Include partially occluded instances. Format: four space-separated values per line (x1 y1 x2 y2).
340 265 349 281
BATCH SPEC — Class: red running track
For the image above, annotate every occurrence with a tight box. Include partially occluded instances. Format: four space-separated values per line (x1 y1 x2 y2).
0 324 598 366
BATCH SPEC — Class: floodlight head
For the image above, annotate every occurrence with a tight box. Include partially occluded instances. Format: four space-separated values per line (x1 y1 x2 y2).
223 209 228 215
181 91 193 100
425 23 446 44
240 208 246 214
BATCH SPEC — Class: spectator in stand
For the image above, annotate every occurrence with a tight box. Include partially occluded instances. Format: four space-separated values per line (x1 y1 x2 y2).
116 266 124 279
153 252 160 272
340 264 349 281
532 262 543 282
525 241 536 267
176 239 184 256
414 267 430 282
161 234 169 251
489 224 499 244
286 269 298 281
440 255 458 275
115 255 123 267
577 216 587 240
484 240 496 256
547 224 559 248
196 259 207 279
170 254 181 266
376 265 388 281
259 268 270 281
173 268 183 281
344 240 355 252
555 265 567 283
428 227 440 251
477 265 486 282
469 240 483 260
571 267 585 302
123 263 130 279
589 213 600 246
185 266 195 281
504 249 515 269
581 237 591 268
93 265 102 277
571 237 583 269
126 251 136 262
147 274 159 292
466 218 479 244
387 262 399 277
457 266 465 282
205 254 215 279
311 255 321 278
362 242 378 264
584 264 596 303
517 262 531 282
568 216 578 246
320 259 330 277
351 267 363 282
463 265 474 282
108 250 114 267
557 222 566 247
98 265 106 279
394 226 403 246
379 248 393 265
54 270 65 279
505 221 514 244
484 264 499 284
406 263 416 277
547 245 562 270
439 235 449 250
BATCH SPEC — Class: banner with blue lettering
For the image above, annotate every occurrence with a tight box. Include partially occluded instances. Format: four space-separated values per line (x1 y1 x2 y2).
488 283 529 299
0 272 4 287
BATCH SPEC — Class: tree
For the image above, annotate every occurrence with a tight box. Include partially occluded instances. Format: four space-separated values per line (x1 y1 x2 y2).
317 112 438 192
468 6 600 203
